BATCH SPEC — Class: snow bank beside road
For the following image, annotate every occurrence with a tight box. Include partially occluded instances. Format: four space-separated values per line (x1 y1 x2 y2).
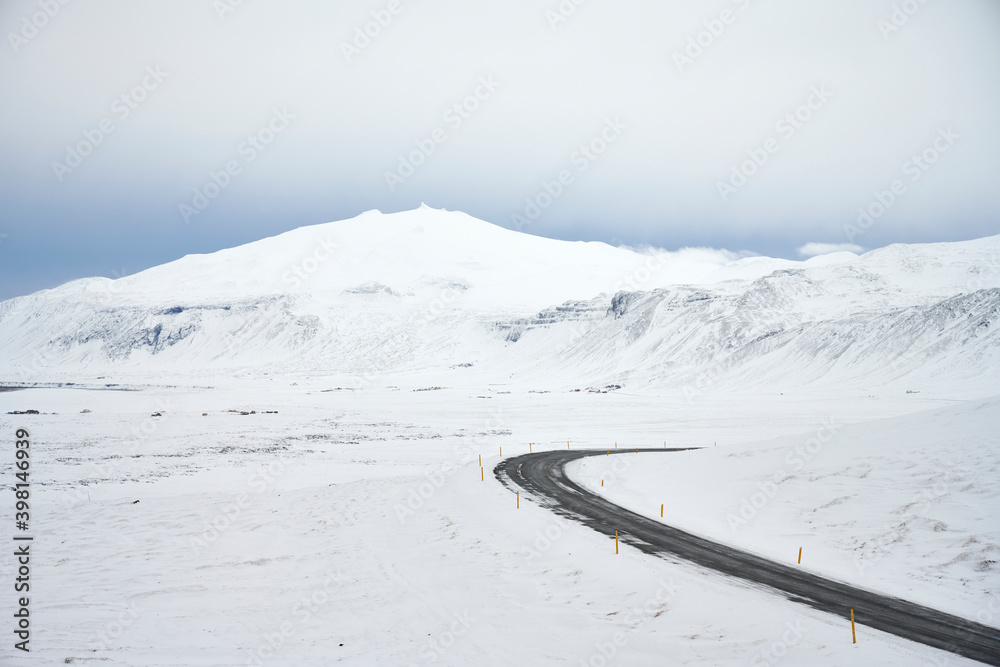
571 396 1000 622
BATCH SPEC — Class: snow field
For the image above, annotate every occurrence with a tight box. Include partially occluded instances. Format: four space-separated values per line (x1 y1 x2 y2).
0 384 992 665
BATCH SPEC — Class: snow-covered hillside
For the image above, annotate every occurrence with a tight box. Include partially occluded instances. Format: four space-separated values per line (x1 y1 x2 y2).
1 206 998 397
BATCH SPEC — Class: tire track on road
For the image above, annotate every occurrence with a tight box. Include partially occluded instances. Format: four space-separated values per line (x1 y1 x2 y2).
496 448 1000 666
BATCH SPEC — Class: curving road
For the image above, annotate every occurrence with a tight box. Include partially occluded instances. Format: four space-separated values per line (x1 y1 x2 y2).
496 448 1000 666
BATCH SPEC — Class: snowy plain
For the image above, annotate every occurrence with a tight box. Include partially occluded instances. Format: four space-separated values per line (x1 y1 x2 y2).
1 383 996 666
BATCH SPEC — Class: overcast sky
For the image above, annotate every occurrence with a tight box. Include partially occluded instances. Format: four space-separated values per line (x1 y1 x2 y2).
1 0 998 300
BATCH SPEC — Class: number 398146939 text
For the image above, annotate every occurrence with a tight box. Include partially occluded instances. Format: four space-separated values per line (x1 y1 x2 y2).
13 428 32 653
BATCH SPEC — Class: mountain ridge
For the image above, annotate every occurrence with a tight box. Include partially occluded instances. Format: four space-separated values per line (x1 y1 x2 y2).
1 207 998 396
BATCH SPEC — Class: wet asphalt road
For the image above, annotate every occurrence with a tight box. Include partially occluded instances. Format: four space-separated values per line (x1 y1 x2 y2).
496 448 1000 666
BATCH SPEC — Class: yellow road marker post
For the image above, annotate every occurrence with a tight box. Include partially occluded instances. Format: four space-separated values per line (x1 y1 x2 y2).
851 609 856 644
661 504 664 518
798 547 802 564
517 491 520 509
615 530 619 554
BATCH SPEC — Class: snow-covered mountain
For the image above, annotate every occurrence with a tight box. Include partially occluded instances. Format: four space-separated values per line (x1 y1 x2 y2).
1 206 998 394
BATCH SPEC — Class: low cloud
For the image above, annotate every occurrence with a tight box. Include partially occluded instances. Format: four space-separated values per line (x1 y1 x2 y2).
796 242 864 258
